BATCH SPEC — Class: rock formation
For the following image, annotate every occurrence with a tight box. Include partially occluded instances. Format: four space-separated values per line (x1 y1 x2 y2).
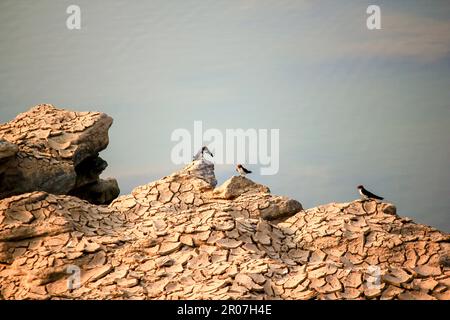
0 157 448 300
0 104 119 204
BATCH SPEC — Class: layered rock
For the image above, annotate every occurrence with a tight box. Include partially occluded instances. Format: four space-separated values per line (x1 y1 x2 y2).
0 104 119 204
0 159 448 300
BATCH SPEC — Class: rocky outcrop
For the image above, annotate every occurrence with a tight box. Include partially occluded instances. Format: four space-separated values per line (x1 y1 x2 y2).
212 175 302 221
0 104 119 204
0 159 448 300
182 159 217 188
213 176 270 200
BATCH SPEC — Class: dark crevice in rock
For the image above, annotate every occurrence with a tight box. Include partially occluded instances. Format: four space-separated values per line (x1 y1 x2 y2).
69 155 119 204
73 155 107 188
70 178 120 205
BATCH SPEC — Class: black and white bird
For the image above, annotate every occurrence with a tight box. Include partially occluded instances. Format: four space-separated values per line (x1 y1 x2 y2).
236 164 252 176
357 185 384 200
193 146 213 160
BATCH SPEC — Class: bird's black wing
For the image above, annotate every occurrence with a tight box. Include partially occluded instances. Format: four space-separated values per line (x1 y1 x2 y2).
365 190 383 200
243 167 252 174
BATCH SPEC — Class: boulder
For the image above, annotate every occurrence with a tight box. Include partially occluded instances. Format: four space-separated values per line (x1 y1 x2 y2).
259 196 303 221
0 104 119 204
213 176 270 200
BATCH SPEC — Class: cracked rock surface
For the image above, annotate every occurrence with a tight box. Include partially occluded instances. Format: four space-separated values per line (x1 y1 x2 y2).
0 158 448 300
0 104 119 204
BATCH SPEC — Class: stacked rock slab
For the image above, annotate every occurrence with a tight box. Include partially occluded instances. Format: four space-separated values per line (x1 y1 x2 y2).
0 159 448 300
0 104 119 204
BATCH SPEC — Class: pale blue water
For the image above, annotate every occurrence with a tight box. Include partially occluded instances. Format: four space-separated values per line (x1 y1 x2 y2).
0 1 449 232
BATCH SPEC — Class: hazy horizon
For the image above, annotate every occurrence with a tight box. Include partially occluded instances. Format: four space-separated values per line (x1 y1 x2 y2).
0 0 449 232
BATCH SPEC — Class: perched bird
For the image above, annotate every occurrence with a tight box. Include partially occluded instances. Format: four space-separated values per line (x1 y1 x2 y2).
357 185 384 200
193 146 214 160
236 164 252 176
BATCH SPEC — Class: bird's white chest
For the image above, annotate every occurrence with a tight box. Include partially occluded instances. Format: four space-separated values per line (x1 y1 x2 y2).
237 167 245 175
359 189 368 198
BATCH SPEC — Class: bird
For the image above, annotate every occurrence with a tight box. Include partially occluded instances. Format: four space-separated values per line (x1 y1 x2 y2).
357 185 384 200
193 146 213 160
236 164 252 176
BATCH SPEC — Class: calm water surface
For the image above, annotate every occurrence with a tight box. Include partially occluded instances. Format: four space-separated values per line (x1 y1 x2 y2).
0 1 449 231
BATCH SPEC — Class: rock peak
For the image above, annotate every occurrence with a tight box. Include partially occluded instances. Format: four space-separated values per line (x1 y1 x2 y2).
174 159 217 188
